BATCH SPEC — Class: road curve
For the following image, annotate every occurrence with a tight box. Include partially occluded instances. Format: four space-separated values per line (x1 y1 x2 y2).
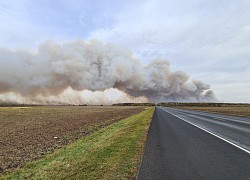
137 107 250 180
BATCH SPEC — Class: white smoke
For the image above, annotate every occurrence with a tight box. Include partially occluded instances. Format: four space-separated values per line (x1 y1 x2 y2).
0 39 216 104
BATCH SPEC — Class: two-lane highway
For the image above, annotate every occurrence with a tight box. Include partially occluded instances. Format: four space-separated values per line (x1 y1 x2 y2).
163 107 250 153
137 107 250 180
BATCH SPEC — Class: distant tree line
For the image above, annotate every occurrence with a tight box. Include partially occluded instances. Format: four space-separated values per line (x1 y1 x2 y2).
1 102 248 107
112 103 156 106
0 103 41 107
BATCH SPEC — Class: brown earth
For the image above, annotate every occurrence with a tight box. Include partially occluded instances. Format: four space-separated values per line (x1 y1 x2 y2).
0 106 146 174
172 106 250 117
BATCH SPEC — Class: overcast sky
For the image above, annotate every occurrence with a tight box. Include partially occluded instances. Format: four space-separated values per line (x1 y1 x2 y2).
0 0 250 102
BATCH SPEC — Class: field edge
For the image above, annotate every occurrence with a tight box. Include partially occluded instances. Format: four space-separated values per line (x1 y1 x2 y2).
1 107 154 179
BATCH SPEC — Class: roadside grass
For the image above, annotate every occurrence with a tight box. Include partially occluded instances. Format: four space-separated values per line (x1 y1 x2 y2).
1 107 154 179
0 106 145 172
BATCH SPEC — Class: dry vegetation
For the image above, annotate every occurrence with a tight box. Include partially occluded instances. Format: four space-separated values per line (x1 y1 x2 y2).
0 106 145 174
159 103 250 117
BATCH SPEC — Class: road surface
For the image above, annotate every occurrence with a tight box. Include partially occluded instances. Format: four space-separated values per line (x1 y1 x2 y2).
137 107 250 180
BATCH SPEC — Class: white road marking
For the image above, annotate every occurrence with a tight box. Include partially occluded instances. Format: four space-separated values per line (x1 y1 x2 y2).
159 107 250 155
188 114 226 122
168 108 250 124
212 117 227 121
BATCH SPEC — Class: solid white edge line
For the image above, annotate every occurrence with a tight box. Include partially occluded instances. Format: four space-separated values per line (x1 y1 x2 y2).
159 107 250 155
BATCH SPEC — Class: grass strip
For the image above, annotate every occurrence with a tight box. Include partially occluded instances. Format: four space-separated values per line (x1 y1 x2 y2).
1 107 154 180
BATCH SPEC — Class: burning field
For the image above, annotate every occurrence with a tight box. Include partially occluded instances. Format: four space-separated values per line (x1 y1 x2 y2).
0 105 145 173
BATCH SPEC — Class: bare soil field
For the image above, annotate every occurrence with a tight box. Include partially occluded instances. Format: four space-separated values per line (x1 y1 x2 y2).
0 106 145 173
173 106 250 117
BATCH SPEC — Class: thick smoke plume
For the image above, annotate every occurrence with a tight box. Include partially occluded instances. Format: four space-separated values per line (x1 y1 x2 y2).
0 40 216 104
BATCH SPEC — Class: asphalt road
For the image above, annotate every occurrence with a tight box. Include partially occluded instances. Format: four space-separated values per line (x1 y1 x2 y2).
137 107 250 180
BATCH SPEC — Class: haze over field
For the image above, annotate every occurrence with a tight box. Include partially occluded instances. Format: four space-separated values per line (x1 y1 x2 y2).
0 0 249 104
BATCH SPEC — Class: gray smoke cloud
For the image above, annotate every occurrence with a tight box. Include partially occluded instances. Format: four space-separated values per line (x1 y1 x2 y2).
0 39 216 104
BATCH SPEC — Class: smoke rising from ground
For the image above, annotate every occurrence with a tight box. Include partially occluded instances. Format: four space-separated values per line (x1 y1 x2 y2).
0 40 216 104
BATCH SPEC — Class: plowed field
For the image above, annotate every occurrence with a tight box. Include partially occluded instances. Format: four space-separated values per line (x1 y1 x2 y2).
0 106 145 173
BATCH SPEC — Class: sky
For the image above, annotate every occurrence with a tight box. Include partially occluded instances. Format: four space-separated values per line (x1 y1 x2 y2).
0 0 250 103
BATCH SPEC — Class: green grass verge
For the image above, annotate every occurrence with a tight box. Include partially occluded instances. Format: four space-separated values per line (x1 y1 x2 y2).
1 107 154 180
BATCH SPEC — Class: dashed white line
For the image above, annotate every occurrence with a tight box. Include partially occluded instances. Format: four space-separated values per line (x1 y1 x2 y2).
159 107 250 155
168 108 250 125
